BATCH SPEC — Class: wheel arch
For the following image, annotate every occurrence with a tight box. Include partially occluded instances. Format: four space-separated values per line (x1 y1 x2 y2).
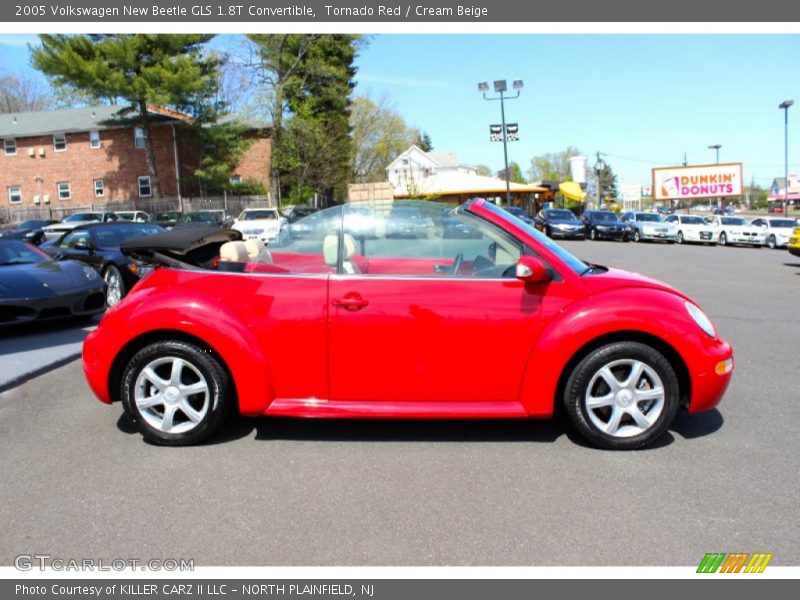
108 329 240 413
552 330 692 418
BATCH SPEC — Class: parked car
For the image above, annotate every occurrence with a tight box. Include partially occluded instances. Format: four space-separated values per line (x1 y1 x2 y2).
749 217 797 249
43 211 118 239
503 206 535 226
0 239 105 326
177 210 231 228
84 199 734 450
441 207 483 238
115 210 150 223
232 208 287 243
150 211 183 230
581 210 629 241
0 219 58 246
620 212 677 243
705 215 765 247
664 214 718 245
533 208 585 239
44 222 164 306
385 205 429 238
283 205 319 224
788 227 800 257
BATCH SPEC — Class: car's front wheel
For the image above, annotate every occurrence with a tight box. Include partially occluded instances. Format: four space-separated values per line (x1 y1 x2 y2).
677 231 684 244
767 234 777 249
121 340 232 446
633 229 641 242
563 342 679 450
719 232 728 246
103 265 126 307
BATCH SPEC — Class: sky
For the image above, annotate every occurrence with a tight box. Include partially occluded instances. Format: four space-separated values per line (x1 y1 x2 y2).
1 33 798 189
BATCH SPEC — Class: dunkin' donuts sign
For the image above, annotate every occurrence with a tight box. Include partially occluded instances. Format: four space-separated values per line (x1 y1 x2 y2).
652 163 743 200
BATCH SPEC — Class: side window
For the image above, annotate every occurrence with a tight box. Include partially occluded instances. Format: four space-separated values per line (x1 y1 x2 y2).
59 230 91 249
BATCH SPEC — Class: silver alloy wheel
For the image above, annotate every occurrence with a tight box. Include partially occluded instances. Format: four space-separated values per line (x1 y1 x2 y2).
583 359 665 438
134 356 210 435
104 267 123 306
768 235 776 249
719 232 727 246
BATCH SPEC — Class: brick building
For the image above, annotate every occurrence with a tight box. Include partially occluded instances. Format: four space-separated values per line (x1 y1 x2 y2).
0 105 271 213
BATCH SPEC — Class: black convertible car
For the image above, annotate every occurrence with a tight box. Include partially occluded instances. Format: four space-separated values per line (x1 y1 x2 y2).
44 222 164 306
0 240 106 327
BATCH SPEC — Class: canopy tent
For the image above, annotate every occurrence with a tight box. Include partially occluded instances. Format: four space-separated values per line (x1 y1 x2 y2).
558 181 586 202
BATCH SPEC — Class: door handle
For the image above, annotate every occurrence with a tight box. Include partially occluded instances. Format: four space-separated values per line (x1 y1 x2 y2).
332 294 369 311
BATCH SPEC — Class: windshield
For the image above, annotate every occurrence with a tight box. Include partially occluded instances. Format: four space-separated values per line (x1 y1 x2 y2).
545 209 577 221
94 224 163 247
241 210 278 220
721 217 746 226
18 220 48 229
478 202 588 274
184 213 218 223
0 241 49 265
635 213 661 222
65 213 101 222
592 212 618 222
769 219 796 228
681 216 705 225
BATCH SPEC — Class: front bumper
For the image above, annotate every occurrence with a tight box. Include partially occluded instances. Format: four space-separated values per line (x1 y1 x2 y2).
686 337 734 414
0 287 105 327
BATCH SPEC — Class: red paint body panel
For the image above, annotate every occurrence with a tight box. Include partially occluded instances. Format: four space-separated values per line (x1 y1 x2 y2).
83 198 733 427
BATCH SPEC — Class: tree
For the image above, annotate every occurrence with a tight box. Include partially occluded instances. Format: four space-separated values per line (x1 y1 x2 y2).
0 71 52 113
527 146 582 182
596 161 619 202
32 34 219 199
350 95 422 183
416 130 433 152
508 161 526 184
188 119 254 194
473 164 493 177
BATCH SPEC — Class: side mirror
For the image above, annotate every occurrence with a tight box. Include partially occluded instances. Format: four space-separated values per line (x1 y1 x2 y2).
515 255 551 283
74 239 93 251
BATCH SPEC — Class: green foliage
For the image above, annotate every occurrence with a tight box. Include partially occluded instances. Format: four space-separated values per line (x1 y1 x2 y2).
473 164 493 177
508 161 527 184
596 162 619 200
350 95 423 182
230 178 268 196
247 34 359 205
416 130 433 152
527 146 582 182
188 120 254 193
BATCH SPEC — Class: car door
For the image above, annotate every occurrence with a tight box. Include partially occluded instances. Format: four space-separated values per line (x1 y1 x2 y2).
328 206 544 404
53 229 104 271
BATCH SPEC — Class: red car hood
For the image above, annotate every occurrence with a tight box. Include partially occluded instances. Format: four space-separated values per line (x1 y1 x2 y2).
582 266 691 302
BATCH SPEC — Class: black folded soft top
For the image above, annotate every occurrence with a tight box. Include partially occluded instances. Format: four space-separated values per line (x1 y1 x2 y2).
121 226 242 268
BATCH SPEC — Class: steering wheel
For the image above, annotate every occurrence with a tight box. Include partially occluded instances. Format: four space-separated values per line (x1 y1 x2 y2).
450 252 463 276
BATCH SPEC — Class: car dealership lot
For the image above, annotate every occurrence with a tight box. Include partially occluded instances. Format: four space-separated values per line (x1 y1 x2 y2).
1 241 798 566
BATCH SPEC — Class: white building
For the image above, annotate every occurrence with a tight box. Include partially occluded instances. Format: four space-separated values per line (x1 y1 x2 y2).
386 145 477 197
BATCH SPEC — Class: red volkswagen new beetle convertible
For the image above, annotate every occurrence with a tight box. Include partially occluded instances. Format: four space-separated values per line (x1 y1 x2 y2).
83 199 733 449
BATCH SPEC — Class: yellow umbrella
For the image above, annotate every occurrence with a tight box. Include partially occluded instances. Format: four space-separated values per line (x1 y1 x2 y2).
559 181 586 201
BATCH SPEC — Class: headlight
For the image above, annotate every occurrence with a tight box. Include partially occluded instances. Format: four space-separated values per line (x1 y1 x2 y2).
82 266 100 281
685 301 716 338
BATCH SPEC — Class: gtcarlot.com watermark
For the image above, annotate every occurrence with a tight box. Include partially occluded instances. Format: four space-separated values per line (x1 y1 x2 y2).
15 554 194 572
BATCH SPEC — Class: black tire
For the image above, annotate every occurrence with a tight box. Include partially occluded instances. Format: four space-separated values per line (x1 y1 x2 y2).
589 228 597 241
563 341 679 450
767 235 777 249
545 226 552 238
633 229 641 242
103 265 126 307
719 232 727 246
121 340 232 446
677 231 684 244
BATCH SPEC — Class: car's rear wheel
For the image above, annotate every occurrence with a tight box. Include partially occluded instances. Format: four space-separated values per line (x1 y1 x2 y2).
103 265 126 307
121 341 232 446
563 342 679 450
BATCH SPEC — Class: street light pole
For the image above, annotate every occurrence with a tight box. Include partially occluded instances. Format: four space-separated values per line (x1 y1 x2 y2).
708 144 722 210
780 100 794 215
479 79 523 207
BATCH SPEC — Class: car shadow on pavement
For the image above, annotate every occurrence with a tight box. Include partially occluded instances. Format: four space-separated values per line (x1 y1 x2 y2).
669 408 724 440
225 415 566 445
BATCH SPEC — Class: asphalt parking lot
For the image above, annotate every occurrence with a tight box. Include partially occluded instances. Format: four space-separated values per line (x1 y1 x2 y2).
1 240 798 567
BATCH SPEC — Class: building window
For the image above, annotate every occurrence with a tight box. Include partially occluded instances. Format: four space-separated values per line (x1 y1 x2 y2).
134 127 146 149
94 179 105 198
57 182 71 200
89 130 101 149
138 175 152 198
229 175 242 186
4 138 16 156
53 133 67 152
7 186 22 204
